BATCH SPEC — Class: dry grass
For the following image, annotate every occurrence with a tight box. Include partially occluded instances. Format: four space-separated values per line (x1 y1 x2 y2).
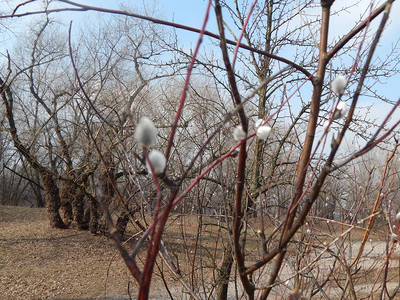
2 205 399 299
0 205 236 300
0 206 228 300
0 206 133 300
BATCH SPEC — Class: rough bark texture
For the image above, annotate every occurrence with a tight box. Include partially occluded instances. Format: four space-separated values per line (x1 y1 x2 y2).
60 180 74 226
32 170 45 208
60 200 73 226
100 169 115 200
72 188 86 230
88 195 99 234
215 242 234 300
1 77 66 229
41 171 67 229
116 211 130 237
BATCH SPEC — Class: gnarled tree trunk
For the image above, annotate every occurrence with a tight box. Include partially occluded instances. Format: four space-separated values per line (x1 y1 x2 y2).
116 210 130 237
60 180 74 226
73 187 86 230
41 171 67 229
85 194 99 234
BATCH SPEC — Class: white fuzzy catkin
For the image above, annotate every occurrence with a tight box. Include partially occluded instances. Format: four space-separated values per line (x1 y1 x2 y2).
323 120 331 132
146 150 166 175
256 125 271 140
396 212 400 221
337 100 348 114
331 75 347 94
233 125 246 141
134 117 157 147
333 101 348 120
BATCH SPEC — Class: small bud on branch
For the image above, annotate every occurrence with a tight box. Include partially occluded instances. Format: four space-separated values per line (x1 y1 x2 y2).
146 150 166 175
134 117 157 147
233 125 246 141
331 75 347 94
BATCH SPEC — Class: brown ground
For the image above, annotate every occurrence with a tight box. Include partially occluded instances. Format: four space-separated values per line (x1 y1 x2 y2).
0 205 230 300
0 206 133 300
2 205 399 299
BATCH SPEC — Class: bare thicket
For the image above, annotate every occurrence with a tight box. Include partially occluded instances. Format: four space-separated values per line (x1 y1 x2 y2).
1 0 400 299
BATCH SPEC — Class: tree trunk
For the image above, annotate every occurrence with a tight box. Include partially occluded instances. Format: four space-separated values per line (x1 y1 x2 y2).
1 79 65 228
88 195 99 234
41 171 67 229
60 180 74 225
32 169 45 207
60 200 73 226
100 169 115 200
116 210 130 237
73 188 86 230
216 242 233 300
